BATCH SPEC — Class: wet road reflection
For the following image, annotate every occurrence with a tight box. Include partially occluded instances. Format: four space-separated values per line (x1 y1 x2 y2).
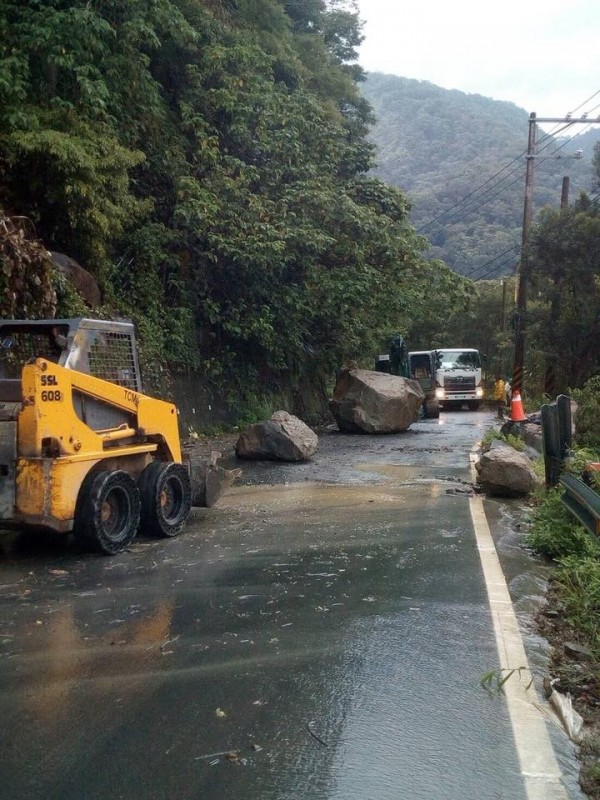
0 412 582 799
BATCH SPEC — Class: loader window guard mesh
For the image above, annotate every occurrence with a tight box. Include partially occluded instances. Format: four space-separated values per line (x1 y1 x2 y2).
0 331 66 377
0 321 141 392
87 332 140 391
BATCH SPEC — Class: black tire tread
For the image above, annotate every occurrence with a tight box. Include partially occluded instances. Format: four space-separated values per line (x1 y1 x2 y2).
74 470 141 555
138 461 192 538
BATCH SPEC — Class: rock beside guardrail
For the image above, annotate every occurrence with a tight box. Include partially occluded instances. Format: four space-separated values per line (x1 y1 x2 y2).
475 440 541 497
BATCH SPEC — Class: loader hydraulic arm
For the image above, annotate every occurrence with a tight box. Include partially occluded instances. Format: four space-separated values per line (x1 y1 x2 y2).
18 359 182 462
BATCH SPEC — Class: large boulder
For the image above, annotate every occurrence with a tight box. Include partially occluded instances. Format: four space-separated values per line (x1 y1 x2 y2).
51 252 102 308
235 410 318 462
329 368 423 434
475 440 540 497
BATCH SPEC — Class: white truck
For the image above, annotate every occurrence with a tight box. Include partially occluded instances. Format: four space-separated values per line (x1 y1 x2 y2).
433 348 485 410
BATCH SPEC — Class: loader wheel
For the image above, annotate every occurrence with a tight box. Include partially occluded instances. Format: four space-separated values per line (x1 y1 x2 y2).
75 471 141 555
138 461 192 538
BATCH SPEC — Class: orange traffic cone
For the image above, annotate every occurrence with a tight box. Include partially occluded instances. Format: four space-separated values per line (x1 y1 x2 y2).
510 389 527 422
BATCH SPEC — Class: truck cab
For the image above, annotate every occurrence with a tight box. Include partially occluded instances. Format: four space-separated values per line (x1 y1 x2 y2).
433 348 484 410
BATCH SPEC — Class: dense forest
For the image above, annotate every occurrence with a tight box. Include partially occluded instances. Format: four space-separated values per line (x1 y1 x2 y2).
0 1 598 418
362 73 600 278
0 0 472 416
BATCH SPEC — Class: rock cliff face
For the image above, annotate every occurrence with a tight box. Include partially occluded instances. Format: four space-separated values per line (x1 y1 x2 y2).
51 252 102 308
329 368 423 434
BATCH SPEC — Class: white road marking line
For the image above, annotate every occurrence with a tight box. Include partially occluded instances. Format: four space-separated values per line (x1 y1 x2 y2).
469 492 569 800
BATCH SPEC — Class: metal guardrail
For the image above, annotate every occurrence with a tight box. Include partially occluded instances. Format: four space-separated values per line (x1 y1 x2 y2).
560 474 600 537
541 394 572 487
542 394 600 536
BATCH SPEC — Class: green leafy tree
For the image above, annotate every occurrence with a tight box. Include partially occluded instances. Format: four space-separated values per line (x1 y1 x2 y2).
528 195 600 391
0 0 475 417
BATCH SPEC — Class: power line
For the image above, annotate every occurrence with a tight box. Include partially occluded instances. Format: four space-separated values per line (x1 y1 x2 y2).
435 120 593 231
568 90 600 116
426 170 526 234
416 91 600 236
474 256 520 281
460 244 521 279
416 122 575 234
417 159 525 233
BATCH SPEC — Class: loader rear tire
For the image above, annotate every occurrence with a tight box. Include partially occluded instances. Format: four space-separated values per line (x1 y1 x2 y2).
138 461 192 538
75 470 141 555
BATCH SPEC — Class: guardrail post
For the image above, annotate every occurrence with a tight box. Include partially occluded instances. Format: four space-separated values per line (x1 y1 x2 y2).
541 401 561 487
541 394 572 487
557 394 572 453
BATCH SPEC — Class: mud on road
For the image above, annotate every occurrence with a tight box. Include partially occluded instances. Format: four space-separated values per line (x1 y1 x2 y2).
186 412 490 489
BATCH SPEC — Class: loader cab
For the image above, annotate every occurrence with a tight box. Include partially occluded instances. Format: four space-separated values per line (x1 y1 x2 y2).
0 322 71 403
0 318 144 448
0 318 141 400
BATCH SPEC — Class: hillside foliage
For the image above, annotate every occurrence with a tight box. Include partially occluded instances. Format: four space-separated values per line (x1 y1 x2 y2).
362 73 600 279
0 0 470 410
1 3 597 415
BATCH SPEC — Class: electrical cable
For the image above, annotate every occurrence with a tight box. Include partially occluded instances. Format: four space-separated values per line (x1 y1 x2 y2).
416 117 594 233
473 255 520 281
568 90 600 116
460 244 521 279
416 122 575 234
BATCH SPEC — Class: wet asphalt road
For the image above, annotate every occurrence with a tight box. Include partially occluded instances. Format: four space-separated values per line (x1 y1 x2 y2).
0 411 584 799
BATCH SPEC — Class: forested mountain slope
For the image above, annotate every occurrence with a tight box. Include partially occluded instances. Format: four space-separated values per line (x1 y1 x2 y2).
362 73 600 277
0 1 470 409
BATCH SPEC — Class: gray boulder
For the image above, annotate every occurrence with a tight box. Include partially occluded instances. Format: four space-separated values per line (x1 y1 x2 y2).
236 410 318 462
329 368 423 434
475 441 540 497
51 252 102 308
501 419 543 453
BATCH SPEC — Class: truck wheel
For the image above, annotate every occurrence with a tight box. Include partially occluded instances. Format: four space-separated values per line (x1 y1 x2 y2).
75 471 141 555
467 401 481 411
138 461 192 538
424 399 440 418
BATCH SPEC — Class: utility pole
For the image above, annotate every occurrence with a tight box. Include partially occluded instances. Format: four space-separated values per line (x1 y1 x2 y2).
560 176 570 209
511 112 598 399
511 113 536 397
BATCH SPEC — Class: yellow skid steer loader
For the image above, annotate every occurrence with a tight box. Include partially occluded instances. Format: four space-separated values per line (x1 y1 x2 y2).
0 318 191 554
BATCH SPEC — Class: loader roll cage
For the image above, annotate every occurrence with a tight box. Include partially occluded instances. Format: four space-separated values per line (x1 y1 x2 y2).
0 318 143 403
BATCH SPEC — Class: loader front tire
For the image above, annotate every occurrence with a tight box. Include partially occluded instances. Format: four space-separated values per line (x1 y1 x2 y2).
138 461 192 538
75 470 141 555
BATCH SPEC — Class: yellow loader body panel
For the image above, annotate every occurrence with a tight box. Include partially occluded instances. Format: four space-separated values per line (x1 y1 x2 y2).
18 359 181 462
0 319 191 551
13 359 180 531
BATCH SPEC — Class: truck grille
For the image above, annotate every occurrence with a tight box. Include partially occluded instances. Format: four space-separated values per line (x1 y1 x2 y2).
445 376 476 393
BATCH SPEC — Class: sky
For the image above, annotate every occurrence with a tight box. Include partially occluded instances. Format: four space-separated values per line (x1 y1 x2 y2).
356 0 600 124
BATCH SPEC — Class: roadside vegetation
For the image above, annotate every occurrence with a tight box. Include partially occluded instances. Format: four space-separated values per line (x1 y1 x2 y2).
0 0 470 416
525 377 600 797
1 2 598 421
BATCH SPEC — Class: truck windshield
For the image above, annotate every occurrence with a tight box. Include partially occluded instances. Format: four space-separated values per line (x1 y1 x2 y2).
437 350 481 369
